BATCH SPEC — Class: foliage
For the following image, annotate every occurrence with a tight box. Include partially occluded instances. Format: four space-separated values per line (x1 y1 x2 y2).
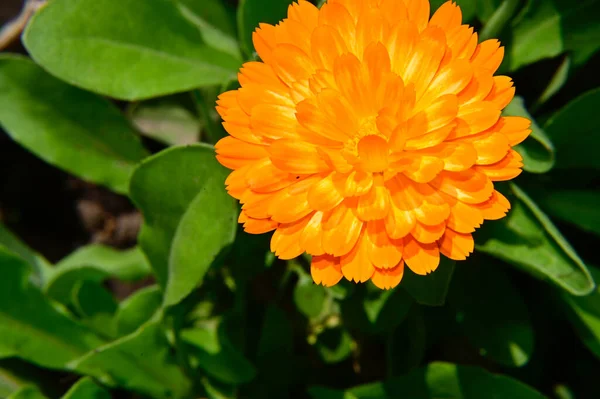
0 0 599 398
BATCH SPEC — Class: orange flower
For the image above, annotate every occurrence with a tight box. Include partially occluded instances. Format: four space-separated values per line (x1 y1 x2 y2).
215 0 531 289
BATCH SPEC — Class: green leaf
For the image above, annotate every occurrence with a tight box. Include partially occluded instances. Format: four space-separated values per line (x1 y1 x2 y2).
315 327 353 364
401 256 455 306
0 55 148 194
294 273 327 319
448 262 534 367
477 184 594 296
114 286 162 336
61 378 110 399
45 245 150 304
348 362 546 398
544 88 600 169
562 266 600 360
72 280 118 339
510 0 600 70
309 387 358 399
130 102 200 146
237 0 294 56
387 306 426 375
503 96 554 173
70 316 192 399
183 323 256 385
342 285 413 334
129 144 236 301
479 0 521 41
541 190 600 237
533 55 571 109
0 223 51 286
8 386 48 399
0 247 104 369
23 0 240 100
477 0 503 23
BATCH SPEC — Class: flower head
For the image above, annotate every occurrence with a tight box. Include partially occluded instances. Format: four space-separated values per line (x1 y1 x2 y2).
215 0 531 289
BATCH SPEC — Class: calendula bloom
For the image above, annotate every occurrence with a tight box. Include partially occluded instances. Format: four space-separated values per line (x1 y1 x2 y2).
215 0 531 289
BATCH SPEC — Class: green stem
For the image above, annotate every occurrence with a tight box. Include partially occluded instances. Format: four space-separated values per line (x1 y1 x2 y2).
192 89 222 145
479 0 521 41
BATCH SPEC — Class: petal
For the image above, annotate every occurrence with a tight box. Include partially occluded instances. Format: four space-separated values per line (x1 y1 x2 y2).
270 215 312 260
357 178 390 220
411 221 446 244
225 166 250 199
403 0 430 31
439 229 474 260
244 158 292 193
443 194 484 233
272 44 315 85
322 201 364 256
340 230 374 283
457 69 494 105
446 25 478 60
471 39 504 73
417 141 477 172
384 21 420 75
418 59 473 107
450 101 501 139
366 220 403 269
251 103 299 141
301 211 326 255
385 201 417 239
318 2 355 49
337 170 374 197
269 139 329 174
238 62 284 88
288 0 319 32
311 254 343 287
395 153 445 183
269 176 320 223
487 76 515 109
215 136 269 169
430 169 494 204
371 262 405 289
242 214 279 234
403 26 447 99
473 190 511 220
253 23 277 63
497 116 532 146
311 25 348 70
403 235 440 275
429 1 462 31
476 149 523 181
465 131 511 165
308 173 344 212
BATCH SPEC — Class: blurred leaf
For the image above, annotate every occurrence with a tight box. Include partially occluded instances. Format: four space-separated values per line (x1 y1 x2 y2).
510 0 600 70
479 0 521 41
0 360 63 399
115 286 162 336
201 376 236 399
562 266 600 360
0 247 104 369
61 377 110 399
534 55 571 108
71 316 192 399
0 223 51 286
387 306 426 375
183 323 256 385
131 102 199 146
348 362 546 398
309 387 358 399
503 96 554 173
130 144 236 296
294 273 327 319
478 184 594 296
237 0 294 56
541 190 600 237
342 285 413 334
175 0 240 59
72 280 118 339
477 0 503 23
544 88 600 169
23 0 240 100
315 327 353 364
0 55 148 194
8 386 48 399
449 262 534 367
45 245 150 304
401 257 455 306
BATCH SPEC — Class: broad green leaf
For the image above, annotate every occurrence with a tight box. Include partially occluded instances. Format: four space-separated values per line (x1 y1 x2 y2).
70 317 192 399
503 96 554 173
315 327 353 364
0 55 148 194
175 0 240 59
130 102 200 146
449 262 534 367
510 0 600 70
541 190 600 237
401 257 455 306
387 306 426 375
72 281 118 339
8 386 48 399
237 0 294 56
342 285 413 334
544 88 600 169
183 323 256 384
477 184 594 296
114 286 162 336
477 0 503 23
129 144 236 300
0 247 104 369
0 223 51 285
24 0 240 100
348 362 546 398
562 266 600 359
201 376 236 399
45 245 150 304
294 273 327 319
534 55 571 108
61 378 110 399
479 0 521 40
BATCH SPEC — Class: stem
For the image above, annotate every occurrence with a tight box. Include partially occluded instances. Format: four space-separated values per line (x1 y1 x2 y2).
479 0 521 41
192 89 222 145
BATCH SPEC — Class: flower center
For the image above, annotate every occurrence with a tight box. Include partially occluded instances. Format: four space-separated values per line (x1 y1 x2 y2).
357 135 389 173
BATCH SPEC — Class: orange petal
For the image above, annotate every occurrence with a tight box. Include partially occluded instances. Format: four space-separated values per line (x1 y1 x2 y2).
252 23 277 64
250 103 298 141
473 190 511 220
466 131 511 165
385 201 417 239
403 235 440 275
238 62 282 88
311 25 348 71
403 0 430 32
242 214 279 234
439 229 474 260
471 39 504 73
430 169 494 204
340 231 374 283
419 59 473 107
417 141 477 172
269 139 329 174
337 170 374 197
441 192 484 233
476 150 523 181
244 158 292 193
311 254 343 287
271 44 315 85
451 101 501 139
301 211 325 255
269 176 320 223
403 26 447 99
487 76 515 109
411 221 446 244
366 220 403 269
497 116 532 146
322 201 364 256
420 94 459 133
395 153 444 183
288 0 319 32
446 25 478 60
429 1 462 31
225 166 249 200
384 21 419 75
307 173 344 212
357 178 390 221
215 136 269 170
371 262 405 289
270 215 312 259
318 2 355 49
457 69 494 105
237 83 293 115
